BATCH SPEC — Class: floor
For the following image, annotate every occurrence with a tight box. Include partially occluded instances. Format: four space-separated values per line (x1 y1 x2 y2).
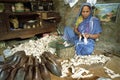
46 51 120 80
0 36 120 80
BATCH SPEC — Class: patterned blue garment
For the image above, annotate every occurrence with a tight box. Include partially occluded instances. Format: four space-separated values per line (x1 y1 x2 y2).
63 3 102 55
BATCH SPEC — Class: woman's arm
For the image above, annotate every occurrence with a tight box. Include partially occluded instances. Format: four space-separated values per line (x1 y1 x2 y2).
89 33 100 39
74 27 82 36
84 33 100 39
85 17 102 39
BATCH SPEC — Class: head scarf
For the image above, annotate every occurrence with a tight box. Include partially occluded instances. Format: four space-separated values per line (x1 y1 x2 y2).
77 3 93 34
78 3 92 17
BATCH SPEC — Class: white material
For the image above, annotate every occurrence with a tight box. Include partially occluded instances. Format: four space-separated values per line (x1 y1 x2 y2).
63 41 71 47
64 0 78 7
69 0 78 7
84 37 88 45
10 35 60 57
79 35 82 41
104 67 120 79
87 0 97 6
71 68 93 78
61 55 110 78
82 33 88 45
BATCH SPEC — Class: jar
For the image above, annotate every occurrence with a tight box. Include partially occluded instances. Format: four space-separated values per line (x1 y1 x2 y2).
12 5 15 12
15 3 24 12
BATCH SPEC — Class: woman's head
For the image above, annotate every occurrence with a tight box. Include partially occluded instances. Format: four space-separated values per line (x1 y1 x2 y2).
79 3 92 19
81 5 91 19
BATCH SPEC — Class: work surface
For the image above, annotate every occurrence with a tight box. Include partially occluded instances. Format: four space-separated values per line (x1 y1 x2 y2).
0 35 120 80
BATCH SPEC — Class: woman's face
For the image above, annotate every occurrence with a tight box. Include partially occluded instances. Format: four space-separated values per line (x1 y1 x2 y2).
81 6 91 19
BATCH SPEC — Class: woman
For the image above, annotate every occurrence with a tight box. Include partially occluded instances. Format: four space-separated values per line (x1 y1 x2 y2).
62 3 102 55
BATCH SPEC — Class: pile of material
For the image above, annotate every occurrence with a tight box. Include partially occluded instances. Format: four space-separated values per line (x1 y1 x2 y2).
0 51 62 80
61 55 111 79
1 35 119 80
4 35 60 58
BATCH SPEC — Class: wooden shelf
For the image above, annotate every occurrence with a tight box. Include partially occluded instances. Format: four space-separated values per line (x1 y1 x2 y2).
0 24 57 40
0 0 61 41
0 0 30 3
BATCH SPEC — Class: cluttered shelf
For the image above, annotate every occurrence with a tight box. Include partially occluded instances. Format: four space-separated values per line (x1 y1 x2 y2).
0 0 31 2
0 0 61 41
0 22 57 40
9 20 57 31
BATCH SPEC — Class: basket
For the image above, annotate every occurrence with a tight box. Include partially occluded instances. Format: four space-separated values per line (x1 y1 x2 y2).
49 39 75 59
56 45 75 59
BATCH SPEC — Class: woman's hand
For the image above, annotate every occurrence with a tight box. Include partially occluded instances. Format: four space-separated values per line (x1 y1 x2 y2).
83 33 100 39
83 33 90 39
74 27 81 36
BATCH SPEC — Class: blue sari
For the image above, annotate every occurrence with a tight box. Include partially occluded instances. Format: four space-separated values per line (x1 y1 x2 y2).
63 3 102 55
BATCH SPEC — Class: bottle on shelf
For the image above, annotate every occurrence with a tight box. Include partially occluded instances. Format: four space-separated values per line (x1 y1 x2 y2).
11 5 15 12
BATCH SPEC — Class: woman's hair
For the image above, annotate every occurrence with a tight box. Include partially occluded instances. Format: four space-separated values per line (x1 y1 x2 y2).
80 5 94 16
81 5 91 11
